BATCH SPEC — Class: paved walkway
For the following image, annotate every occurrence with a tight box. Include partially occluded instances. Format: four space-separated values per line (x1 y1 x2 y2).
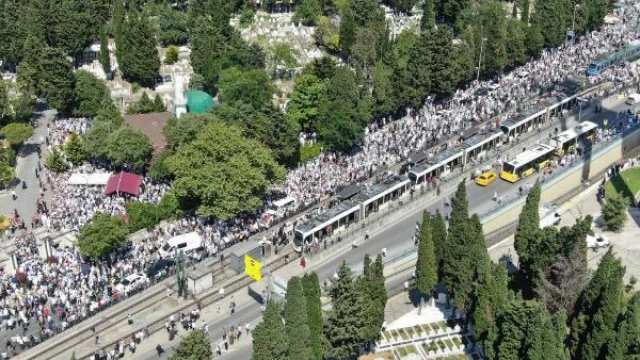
0 109 53 227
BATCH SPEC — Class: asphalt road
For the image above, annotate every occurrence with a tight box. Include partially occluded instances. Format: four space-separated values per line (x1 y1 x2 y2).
134 98 632 360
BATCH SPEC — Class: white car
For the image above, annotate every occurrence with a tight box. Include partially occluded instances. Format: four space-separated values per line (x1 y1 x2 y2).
115 274 146 294
586 234 610 251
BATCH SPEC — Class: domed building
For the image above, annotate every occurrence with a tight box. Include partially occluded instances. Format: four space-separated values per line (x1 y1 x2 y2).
185 90 215 114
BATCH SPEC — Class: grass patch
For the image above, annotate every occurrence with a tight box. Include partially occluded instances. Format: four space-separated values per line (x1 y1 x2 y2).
437 321 447 331
398 329 410 340
452 337 462 347
444 338 454 350
413 325 424 335
383 331 393 341
397 346 408 357
300 143 323 163
405 345 416 353
405 327 415 338
605 167 640 205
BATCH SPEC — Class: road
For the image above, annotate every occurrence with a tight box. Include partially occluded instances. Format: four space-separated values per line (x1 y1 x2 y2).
129 98 632 360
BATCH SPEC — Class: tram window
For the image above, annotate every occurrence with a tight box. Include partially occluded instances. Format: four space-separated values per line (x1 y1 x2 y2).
503 163 516 174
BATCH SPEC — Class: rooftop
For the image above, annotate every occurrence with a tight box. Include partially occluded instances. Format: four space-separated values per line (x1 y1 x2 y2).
123 112 172 155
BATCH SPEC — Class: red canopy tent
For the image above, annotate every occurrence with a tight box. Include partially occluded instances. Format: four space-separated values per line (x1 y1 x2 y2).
104 172 142 197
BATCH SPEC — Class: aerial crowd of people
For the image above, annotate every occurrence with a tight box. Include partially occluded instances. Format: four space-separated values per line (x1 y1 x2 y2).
1 1 640 358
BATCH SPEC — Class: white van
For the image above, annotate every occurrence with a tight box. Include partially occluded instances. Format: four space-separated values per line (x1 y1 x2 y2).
159 232 203 258
271 197 296 214
626 93 640 106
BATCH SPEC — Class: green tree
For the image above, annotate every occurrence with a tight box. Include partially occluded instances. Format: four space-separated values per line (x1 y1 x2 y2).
0 0 21 63
607 292 640 359
149 151 174 183
55 0 100 57
284 277 312 360
119 10 160 87
570 248 625 360
63 132 85 167
302 273 323 360
77 213 129 259
372 61 395 116
267 42 300 74
125 201 160 232
169 330 213 360
525 16 545 58
218 68 275 109
535 0 570 47
429 26 457 98
486 300 565 360
442 181 475 314
99 26 111 75
317 66 365 151
167 121 285 219
405 29 432 107
156 190 184 220
415 210 437 313
521 0 530 24
420 0 435 31
431 212 448 282
602 192 627 232
0 123 33 149
514 180 542 298
294 0 322 26
158 7 189 46
357 254 387 346
214 104 300 166
473 262 510 345
286 74 326 131
38 46 76 113
505 19 527 68
163 113 213 150
83 120 114 162
439 0 471 24
252 301 288 360
45 146 67 173
0 163 15 189
338 6 356 56
106 125 153 171
72 70 110 118
165 45 179 65
324 261 368 358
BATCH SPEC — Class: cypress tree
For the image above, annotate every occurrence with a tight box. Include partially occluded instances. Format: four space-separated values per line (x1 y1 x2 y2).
514 180 542 298
487 300 563 360
338 6 356 57
420 0 435 31
415 210 437 314
252 301 288 360
38 46 76 114
302 273 323 360
607 292 640 359
357 254 387 348
324 261 368 358
99 26 110 75
570 248 626 359
431 212 447 282
521 0 530 24
284 277 311 360
119 10 160 87
473 262 509 345
113 0 125 65
442 181 474 313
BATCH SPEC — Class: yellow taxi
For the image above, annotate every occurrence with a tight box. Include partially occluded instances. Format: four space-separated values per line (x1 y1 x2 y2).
476 171 498 186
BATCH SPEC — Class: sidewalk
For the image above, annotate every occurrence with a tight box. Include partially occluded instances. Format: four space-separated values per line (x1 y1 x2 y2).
0 109 53 221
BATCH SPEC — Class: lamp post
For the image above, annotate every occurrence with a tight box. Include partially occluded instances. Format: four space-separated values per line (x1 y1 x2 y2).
477 37 488 82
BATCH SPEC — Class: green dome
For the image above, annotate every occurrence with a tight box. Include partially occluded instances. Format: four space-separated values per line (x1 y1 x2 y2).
186 90 214 114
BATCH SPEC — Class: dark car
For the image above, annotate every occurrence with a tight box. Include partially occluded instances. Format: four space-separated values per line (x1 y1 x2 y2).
146 259 175 278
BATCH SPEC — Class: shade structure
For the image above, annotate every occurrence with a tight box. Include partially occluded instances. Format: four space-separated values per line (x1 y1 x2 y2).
104 172 142 197
186 90 214 114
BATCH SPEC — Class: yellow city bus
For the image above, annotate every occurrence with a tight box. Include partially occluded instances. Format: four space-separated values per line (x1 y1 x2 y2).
501 144 556 183
550 121 598 156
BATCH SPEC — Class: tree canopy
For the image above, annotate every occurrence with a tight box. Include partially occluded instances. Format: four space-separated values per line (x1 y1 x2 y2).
77 213 129 259
169 330 213 360
167 120 285 219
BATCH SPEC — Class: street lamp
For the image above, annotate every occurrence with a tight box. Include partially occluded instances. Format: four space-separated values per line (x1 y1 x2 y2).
477 37 488 82
572 4 580 44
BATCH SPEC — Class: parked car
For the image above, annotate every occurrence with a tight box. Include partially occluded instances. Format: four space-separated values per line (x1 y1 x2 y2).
146 259 175 279
586 234 610 251
115 273 147 294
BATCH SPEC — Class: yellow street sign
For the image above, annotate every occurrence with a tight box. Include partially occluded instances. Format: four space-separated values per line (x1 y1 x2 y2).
245 255 262 282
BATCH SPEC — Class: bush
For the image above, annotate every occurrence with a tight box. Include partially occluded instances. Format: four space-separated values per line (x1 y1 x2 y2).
125 201 160 232
45 146 68 173
602 192 627 232
300 143 322 163
165 46 179 65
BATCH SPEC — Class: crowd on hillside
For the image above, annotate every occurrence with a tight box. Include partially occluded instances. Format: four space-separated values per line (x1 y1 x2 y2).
1 1 640 357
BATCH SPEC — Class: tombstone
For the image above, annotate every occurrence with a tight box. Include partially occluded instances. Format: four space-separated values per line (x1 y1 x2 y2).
453 324 461 332
458 343 465 352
